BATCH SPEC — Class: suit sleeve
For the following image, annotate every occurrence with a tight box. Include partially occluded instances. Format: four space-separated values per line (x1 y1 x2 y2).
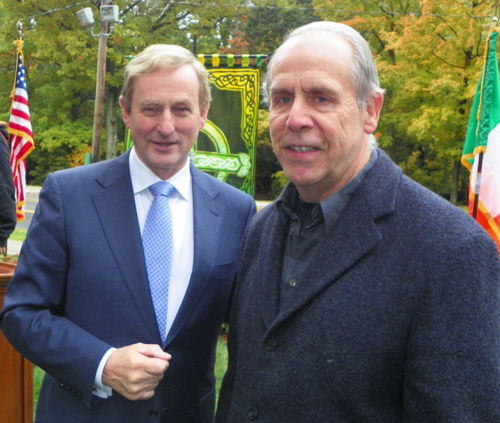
0 173 113 408
403 231 500 422
0 136 16 247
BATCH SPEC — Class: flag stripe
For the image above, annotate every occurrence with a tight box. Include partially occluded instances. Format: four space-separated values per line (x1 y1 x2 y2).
462 30 500 252
8 50 34 223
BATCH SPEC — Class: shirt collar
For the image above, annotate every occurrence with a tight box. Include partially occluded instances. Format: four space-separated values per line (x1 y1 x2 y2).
129 147 191 200
277 148 378 232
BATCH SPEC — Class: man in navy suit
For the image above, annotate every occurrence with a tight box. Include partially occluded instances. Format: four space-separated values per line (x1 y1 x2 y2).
216 22 500 422
0 44 255 422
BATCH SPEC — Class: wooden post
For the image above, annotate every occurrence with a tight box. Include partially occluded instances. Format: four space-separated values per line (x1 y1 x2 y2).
91 20 108 163
0 263 33 423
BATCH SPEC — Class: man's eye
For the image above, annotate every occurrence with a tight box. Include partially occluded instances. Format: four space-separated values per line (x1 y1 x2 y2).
279 97 292 104
143 107 158 115
316 96 328 103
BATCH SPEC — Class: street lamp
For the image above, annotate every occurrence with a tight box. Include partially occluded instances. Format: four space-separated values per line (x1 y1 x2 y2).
76 4 120 163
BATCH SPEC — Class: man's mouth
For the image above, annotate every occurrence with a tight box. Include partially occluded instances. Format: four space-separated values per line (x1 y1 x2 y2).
289 146 318 152
152 140 175 146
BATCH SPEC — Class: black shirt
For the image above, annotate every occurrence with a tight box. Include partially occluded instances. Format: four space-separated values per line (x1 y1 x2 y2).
276 150 378 308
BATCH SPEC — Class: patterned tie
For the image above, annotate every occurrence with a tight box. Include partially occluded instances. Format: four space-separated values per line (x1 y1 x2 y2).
142 181 175 343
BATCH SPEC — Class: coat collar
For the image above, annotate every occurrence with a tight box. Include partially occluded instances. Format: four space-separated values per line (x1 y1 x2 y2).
259 150 403 333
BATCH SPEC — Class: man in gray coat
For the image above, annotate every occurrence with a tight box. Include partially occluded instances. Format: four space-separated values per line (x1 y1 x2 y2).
216 21 500 422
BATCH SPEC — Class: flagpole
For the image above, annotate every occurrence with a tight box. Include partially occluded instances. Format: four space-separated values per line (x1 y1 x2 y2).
472 1 499 219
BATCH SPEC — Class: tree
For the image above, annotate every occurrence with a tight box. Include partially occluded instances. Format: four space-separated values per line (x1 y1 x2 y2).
0 0 254 182
313 0 494 203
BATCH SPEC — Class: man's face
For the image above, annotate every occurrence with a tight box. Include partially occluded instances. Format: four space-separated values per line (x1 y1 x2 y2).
120 65 209 180
269 36 382 203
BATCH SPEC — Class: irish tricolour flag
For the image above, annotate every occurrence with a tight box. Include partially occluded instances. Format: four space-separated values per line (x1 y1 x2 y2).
462 30 500 253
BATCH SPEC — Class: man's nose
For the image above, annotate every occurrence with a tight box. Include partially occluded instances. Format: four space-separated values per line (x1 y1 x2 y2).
157 110 175 135
286 99 314 132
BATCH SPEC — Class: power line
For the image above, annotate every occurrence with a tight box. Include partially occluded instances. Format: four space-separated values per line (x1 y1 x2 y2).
3 0 494 33
152 2 492 20
2 1 91 34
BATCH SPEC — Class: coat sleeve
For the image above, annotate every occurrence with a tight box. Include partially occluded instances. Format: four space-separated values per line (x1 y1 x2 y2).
0 136 16 246
0 173 112 408
403 230 500 422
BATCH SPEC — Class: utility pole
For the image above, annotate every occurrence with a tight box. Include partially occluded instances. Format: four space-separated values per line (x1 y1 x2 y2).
91 0 114 163
92 19 108 163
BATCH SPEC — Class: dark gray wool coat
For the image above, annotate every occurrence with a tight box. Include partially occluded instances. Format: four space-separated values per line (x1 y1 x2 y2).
216 150 500 423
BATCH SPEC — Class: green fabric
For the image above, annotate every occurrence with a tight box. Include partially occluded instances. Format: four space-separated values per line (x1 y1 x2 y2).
462 31 500 169
194 68 260 196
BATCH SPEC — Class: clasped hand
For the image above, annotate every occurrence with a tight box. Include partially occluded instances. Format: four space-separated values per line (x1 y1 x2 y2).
102 343 171 401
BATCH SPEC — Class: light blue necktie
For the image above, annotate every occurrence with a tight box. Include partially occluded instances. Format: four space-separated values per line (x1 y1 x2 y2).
142 181 175 343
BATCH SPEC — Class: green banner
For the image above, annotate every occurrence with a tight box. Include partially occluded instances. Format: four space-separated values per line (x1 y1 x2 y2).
195 67 260 196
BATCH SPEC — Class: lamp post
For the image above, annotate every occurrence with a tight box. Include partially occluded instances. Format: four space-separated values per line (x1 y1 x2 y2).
76 3 119 163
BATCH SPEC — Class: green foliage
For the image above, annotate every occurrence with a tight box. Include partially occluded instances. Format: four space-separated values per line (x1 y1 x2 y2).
0 0 494 202
215 335 229 403
271 170 289 198
312 0 492 203
10 228 27 242
27 144 72 185
254 109 282 199
33 366 44 418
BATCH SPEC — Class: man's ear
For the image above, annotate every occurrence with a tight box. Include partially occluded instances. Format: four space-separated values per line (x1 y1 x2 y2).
119 97 131 129
199 104 210 129
364 92 384 135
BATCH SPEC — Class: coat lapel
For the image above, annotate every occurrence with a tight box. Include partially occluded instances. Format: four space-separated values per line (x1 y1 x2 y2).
268 193 382 333
265 150 401 334
251 206 288 329
91 152 159 342
164 165 224 346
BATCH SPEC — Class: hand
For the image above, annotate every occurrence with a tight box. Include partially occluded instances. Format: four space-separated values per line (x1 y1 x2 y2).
0 245 6 256
102 343 171 401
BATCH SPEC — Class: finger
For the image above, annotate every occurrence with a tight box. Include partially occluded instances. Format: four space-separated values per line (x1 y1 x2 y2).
137 344 171 361
144 356 170 376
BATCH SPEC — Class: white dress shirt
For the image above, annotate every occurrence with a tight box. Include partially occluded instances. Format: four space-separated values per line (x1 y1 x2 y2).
93 147 194 398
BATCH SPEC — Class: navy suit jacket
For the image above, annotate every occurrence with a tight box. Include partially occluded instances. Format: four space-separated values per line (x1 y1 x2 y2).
217 150 500 422
0 150 256 423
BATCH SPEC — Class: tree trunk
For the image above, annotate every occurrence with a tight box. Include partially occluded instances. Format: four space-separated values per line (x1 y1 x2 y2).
106 87 118 160
450 160 460 205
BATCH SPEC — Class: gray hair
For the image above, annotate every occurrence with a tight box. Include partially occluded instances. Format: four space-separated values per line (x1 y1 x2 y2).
120 44 211 112
263 21 384 111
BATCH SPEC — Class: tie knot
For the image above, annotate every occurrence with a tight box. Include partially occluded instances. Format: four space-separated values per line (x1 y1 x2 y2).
149 181 175 198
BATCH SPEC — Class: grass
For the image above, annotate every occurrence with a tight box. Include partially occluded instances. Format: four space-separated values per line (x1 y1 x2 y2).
33 338 229 416
9 228 27 242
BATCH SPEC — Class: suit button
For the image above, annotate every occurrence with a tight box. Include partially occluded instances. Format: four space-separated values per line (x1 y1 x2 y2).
248 407 258 420
149 409 159 417
264 338 277 352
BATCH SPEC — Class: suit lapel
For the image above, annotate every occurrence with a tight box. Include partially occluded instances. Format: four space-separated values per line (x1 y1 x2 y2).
92 152 159 342
164 165 224 346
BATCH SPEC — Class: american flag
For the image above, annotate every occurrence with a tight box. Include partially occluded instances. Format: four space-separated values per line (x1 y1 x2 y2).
9 48 34 222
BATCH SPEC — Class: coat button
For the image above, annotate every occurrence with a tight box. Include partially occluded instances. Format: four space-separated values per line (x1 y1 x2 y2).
248 407 258 420
264 338 278 352
149 409 159 417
